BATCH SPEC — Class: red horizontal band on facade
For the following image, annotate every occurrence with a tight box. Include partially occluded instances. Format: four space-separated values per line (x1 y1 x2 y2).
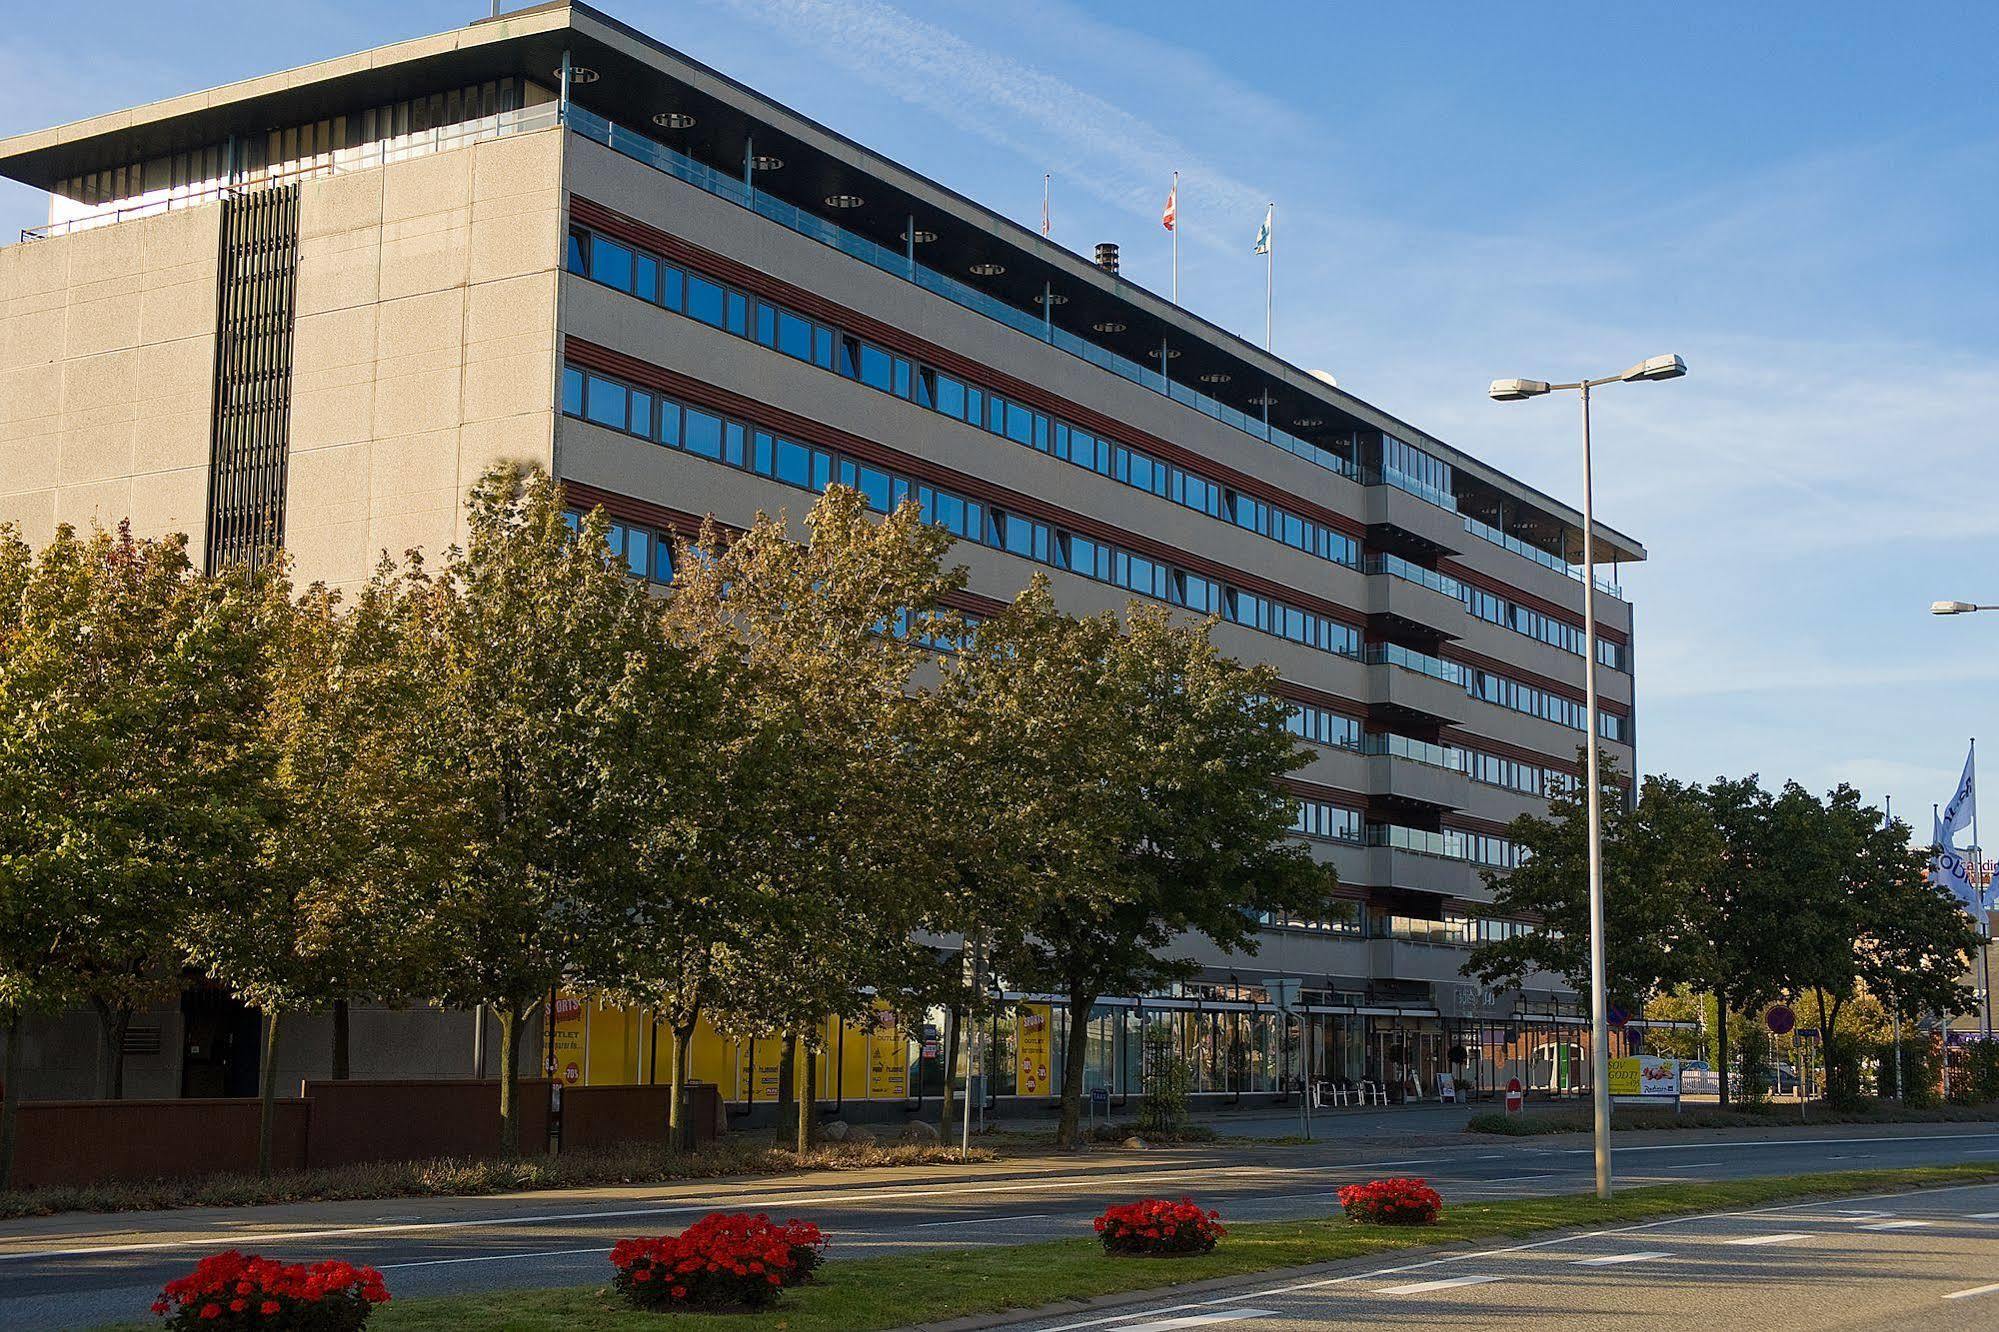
1441 559 1627 647
569 194 1369 544
564 336 1371 630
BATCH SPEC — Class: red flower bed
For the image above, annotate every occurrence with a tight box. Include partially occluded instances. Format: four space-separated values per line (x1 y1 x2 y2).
1337 1176 1444 1226
151 1251 389 1330
609 1212 827 1311
1092 1197 1226 1256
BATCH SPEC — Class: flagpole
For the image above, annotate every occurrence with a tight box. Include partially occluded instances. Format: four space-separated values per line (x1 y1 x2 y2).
1171 170 1180 304
1264 202 1274 352
1975 737 1991 1040
1042 172 1050 239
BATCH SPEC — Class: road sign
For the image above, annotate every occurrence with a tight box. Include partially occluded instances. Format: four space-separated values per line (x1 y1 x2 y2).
1505 1076 1524 1114
1766 1004 1796 1036
1607 1004 1629 1030
1262 977 1300 1012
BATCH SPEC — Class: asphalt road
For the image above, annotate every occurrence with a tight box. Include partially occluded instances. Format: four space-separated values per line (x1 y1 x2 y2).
1003 1178 1999 1330
2 1124 1996 1328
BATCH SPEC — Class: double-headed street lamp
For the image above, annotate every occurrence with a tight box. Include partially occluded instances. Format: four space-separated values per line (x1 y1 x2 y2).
1488 353 1687 1201
1929 598 1995 1040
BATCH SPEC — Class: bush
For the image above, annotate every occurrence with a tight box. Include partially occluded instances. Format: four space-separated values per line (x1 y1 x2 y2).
151 1251 388 1329
1092 1197 1225 1256
1337 1177 1443 1226
609 1213 825 1311
1137 1022 1195 1137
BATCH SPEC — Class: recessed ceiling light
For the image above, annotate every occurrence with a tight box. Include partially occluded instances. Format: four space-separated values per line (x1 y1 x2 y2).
560 66 601 84
902 227 938 244
752 155 784 170
1249 392 1276 405
1294 416 1324 428
1092 320 1127 333
1147 347 1182 360
1034 292 1069 306
1199 372 1232 384
825 193 865 209
969 261 1006 276
653 111 697 129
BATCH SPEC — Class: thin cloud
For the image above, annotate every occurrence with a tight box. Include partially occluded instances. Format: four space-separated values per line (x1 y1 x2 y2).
699 0 1272 245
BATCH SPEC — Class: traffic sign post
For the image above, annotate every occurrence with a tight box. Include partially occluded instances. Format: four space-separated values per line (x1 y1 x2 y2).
1263 978 1309 1141
1505 1076 1524 1115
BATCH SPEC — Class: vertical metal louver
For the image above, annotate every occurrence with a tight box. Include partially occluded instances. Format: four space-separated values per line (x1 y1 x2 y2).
205 184 301 573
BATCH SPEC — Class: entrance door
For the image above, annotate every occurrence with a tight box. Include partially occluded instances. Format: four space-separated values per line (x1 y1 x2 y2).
180 989 261 1098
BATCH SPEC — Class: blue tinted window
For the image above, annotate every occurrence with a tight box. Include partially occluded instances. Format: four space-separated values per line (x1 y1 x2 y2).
753 431 774 475
859 344 893 391
726 291 748 335
685 408 723 459
652 539 675 584
724 422 745 468
629 391 652 440
755 302 776 346
1003 401 1033 445
566 230 586 275
562 366 584 416
811 449 832 492
660 265 684 311
858 466 891 512
589 238 632 291
585 375 625 428
934 375 966 419
658 400 681 448
893 358 911 399
624 528 649 578
634 254 658 303
814 328 835 369
776 438 811 486
777 311 813 362
686 275 726 326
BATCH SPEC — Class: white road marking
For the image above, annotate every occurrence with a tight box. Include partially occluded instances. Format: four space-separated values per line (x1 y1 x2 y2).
1726 1232 1810 1246
1658 1162 1723 1170
1944 1281 1999 1301
1477 1173 1557 1184
378 1245 606 1270
1115 1310 1276 1331
1376 1274 1506 1295
1571 1130 1999 1156
1857 1219 1930 1231
1967 1211 1999 1220
1572 1250 1670 1266
916 1213 1052 1228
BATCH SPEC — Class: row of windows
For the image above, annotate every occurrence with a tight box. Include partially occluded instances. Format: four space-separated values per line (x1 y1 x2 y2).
1286 700 1363 750
563 364 1365 662
1292 798 1364 843
567 226 1364 572
1461 661 1630 743
1380 434 1457 510
1461 747 1578 799
1382 911 1538 947
1463 583 1628 672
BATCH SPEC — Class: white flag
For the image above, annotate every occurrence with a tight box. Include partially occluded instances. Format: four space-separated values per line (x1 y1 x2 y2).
1940 742 1976 844
1253 204 1273 255
1934 812 1982 915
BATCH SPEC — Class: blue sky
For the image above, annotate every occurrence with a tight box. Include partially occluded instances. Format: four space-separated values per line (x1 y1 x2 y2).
5 1 1996 829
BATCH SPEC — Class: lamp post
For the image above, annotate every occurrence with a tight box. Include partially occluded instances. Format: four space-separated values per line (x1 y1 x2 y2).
1488 353 1686 1200
1930 603 1995 1039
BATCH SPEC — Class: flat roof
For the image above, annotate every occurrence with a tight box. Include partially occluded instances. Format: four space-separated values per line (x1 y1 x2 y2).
0 1 1643 563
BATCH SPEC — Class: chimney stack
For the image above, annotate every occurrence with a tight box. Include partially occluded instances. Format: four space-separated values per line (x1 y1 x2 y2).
1093 242 1120 275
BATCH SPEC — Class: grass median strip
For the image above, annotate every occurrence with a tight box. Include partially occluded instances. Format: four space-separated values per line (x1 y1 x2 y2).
349 1163 1999 1332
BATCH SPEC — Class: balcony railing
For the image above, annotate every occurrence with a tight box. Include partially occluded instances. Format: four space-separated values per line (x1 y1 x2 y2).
1365 552 1464 600
1363 642 1467 687
1360 732 1466 772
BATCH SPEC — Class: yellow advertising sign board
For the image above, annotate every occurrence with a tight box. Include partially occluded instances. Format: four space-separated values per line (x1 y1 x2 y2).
549 992 586 1086
1608 1054 1680 1100
1607 1055 1641 1098
867 1007 907 1100
1017 1003 1054 1097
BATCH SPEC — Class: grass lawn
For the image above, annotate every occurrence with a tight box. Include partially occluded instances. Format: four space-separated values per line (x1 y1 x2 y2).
1466 1099 1999 1135
360 1163 1999 1331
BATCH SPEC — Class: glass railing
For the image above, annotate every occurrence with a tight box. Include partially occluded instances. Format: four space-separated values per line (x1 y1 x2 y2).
1363 642 1467 686
1366 824 1468 860
562 104 1363 487
1365 552 1463 599
1461 515 1623 598
1360 732 1466 772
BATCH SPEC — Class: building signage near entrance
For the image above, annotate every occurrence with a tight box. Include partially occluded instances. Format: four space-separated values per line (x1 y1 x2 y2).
1017 1004 1053 1096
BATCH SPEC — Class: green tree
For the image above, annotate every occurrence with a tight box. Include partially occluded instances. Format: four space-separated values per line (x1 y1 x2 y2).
963 583 1334 1147
666 488 964 1154
394 465 704 1154
1464 762 1710 1012
182 565 439 1174
0 523 268 1186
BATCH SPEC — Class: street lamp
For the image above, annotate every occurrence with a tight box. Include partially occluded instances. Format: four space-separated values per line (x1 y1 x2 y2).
1930 599 1995 1041
1932 601 1997 615
1488 353 1686 1201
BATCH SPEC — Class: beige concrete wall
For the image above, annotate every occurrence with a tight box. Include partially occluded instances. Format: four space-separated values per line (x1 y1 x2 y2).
286 127 563 591
0 206 221 551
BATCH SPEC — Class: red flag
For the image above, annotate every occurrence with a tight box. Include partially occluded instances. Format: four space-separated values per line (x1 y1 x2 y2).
1161 176 1177 231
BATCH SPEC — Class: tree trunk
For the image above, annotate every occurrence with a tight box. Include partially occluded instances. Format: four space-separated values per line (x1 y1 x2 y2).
668 1020 695 1152
1714 992 1732 1109
496 1000 526 1157
937 1005 961 1137
91 998 132 1100
794 1033 812 1156
331 998 351 1081
1055 990 1094 1149
257 1008 283 1178
774 1035 797 1149
1 1009 23 1190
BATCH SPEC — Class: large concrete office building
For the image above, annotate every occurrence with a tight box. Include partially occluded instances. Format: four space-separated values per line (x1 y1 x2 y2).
0 4 1651 1111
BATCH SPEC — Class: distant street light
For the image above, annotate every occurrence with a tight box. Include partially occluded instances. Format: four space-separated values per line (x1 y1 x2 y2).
1930 596 1996 1041
1488 353 1687 1202
1932 601 1996 615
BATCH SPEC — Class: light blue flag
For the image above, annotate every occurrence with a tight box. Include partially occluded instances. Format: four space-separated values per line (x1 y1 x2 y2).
1941 742 1976 844
1253 205 1272 255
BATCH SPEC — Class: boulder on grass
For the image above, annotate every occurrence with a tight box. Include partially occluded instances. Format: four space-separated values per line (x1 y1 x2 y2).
1121 1136 1149 1150
821 1119 851 1142
899 1119 942 1146
845 1125 878 1147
